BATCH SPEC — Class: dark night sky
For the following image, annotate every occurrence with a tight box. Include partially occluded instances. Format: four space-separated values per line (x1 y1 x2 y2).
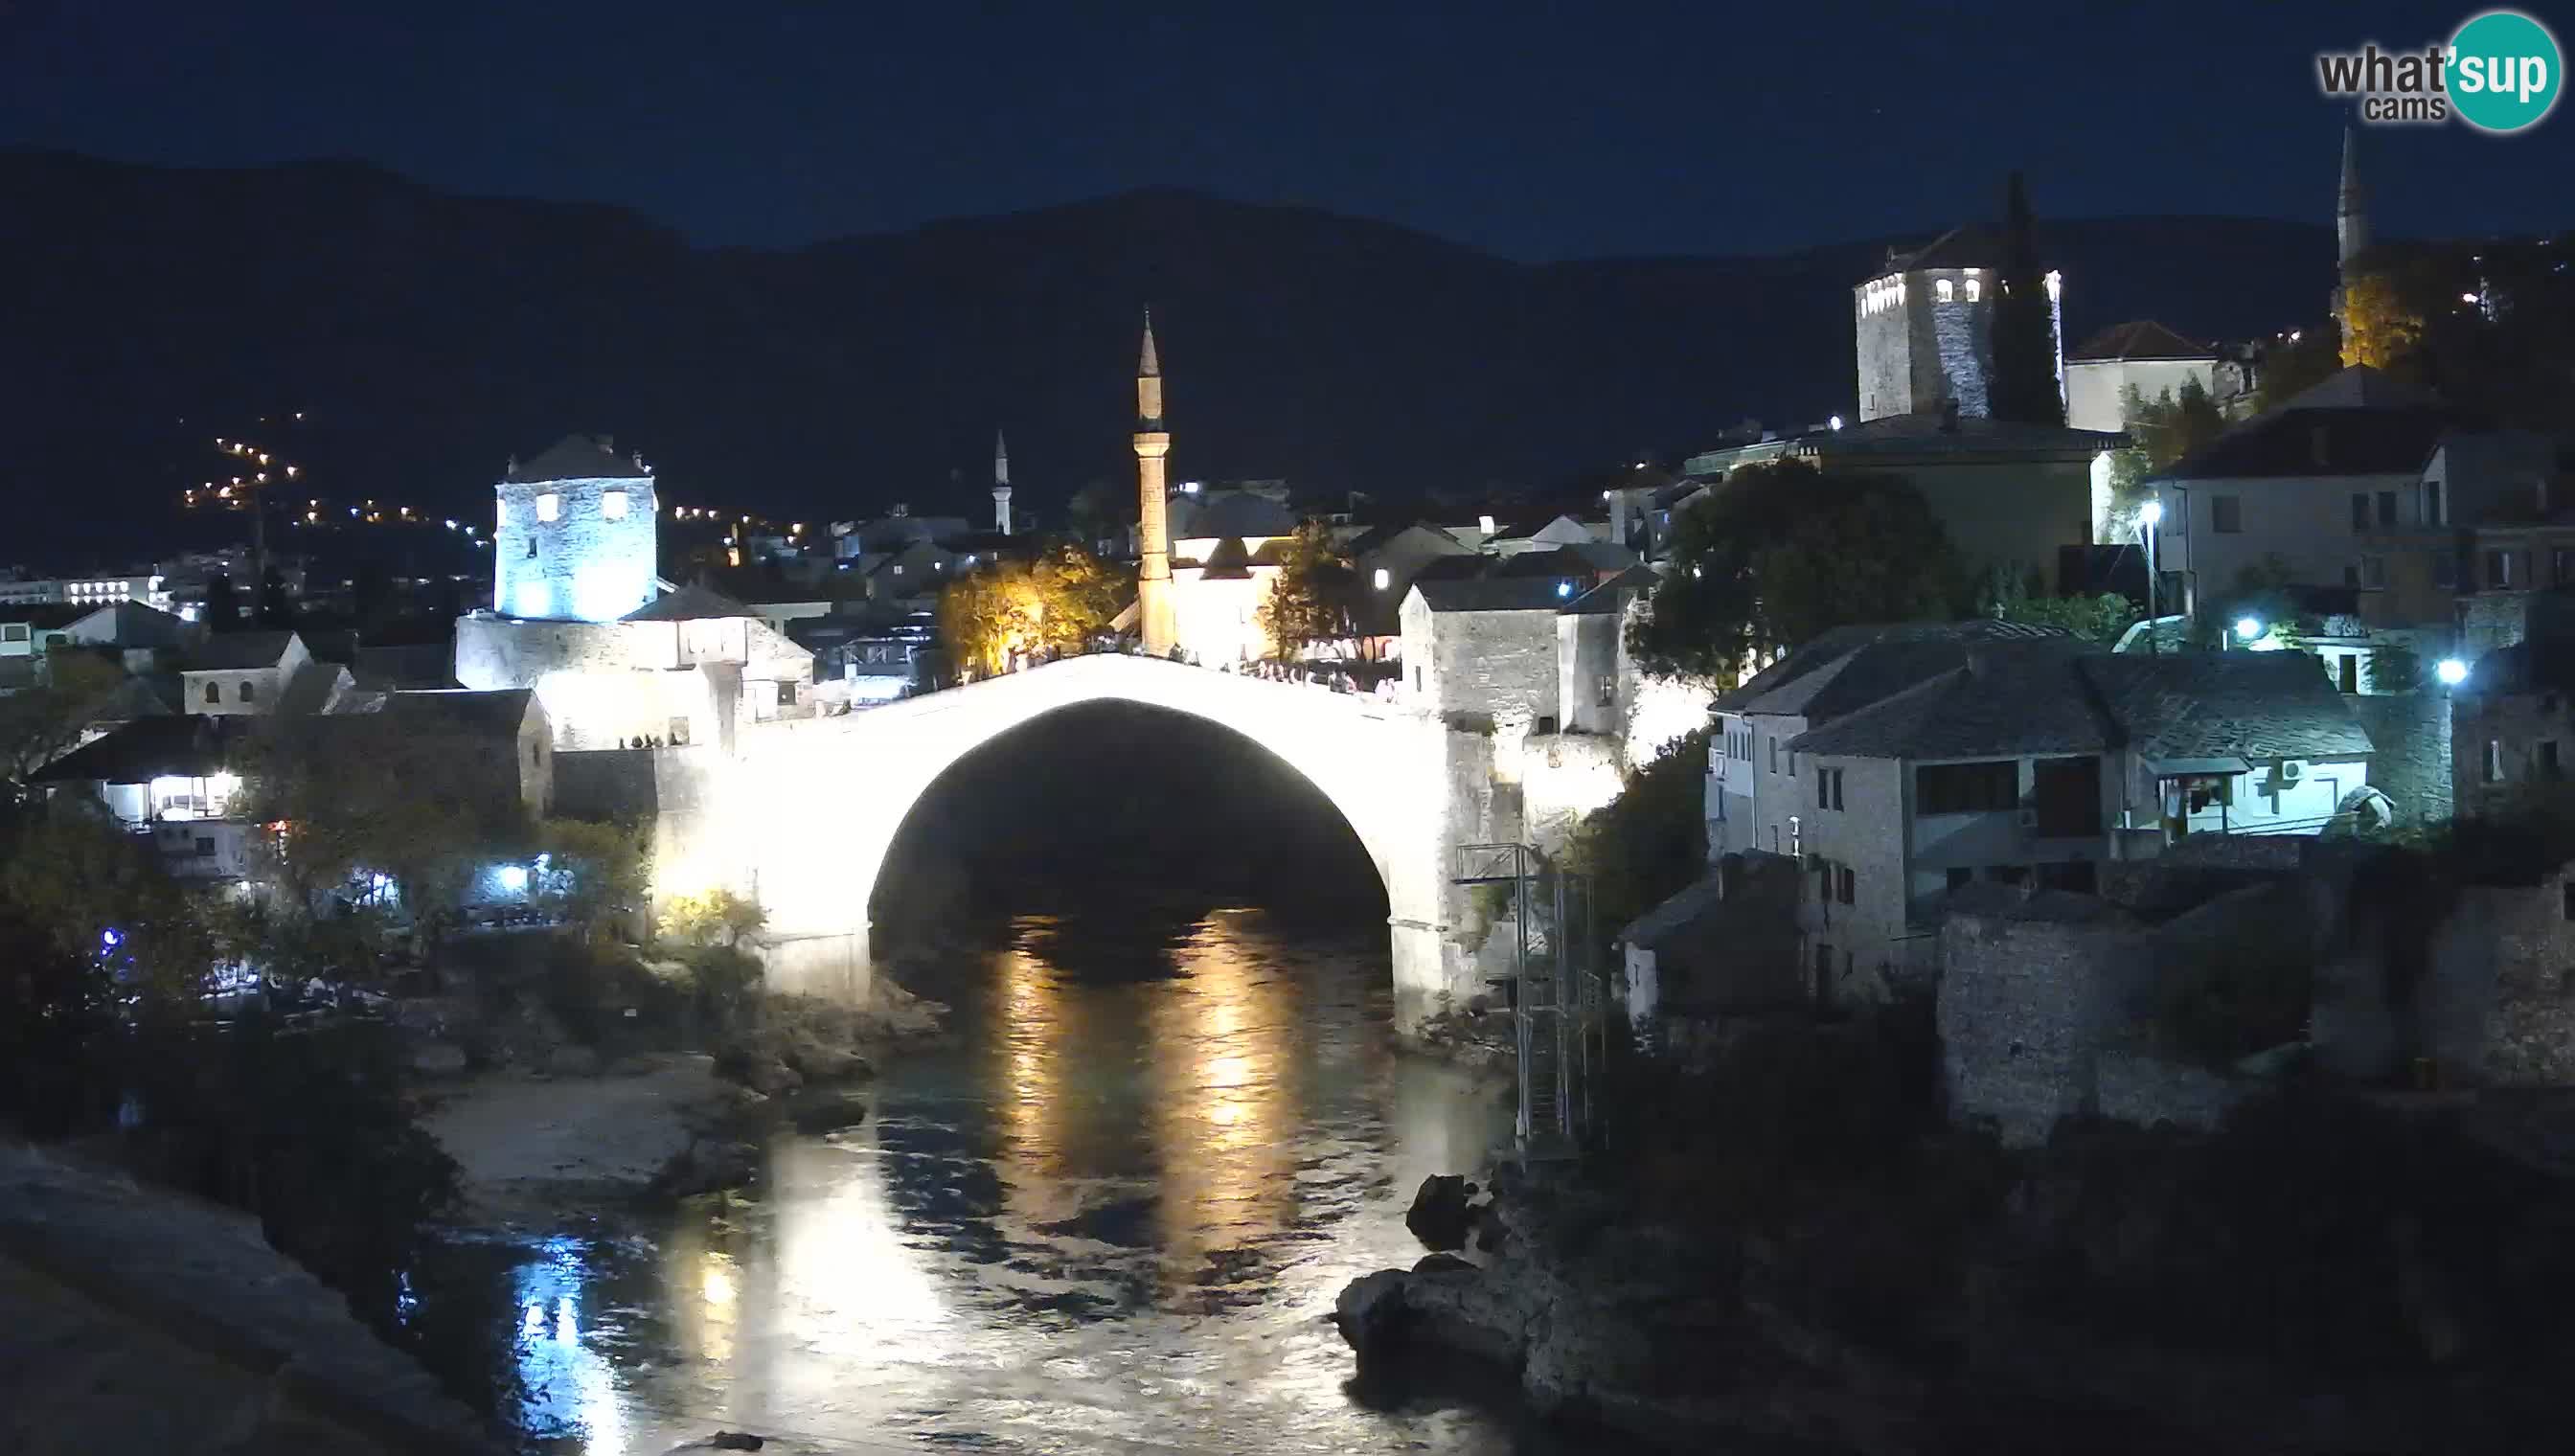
2 1 2568 258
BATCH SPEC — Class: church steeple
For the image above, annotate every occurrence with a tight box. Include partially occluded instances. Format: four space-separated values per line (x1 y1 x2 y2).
991 428 1013 536
1132 308 1176 657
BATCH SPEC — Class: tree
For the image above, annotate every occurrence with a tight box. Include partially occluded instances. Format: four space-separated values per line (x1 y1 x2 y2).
534 817 649 944
937 543 1128 677
0 807 216 1007
1979 570 2140 646
1988 171 2065 426
238 714 523 958
1256 521 1357 657
0 650 125 805
256 565 294 627
2339 271 2427 373
1561 730 1711 944
200 573 241 629
2254 325 2345 414
1629 462 1959 683
2104 378 2225 530
658 887 765 948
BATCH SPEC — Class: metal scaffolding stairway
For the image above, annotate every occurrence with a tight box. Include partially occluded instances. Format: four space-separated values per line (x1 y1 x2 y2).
1454 842 1603 1160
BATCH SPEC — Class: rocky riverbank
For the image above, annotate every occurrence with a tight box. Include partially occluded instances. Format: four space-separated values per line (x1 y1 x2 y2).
421 978 949 1217
1336 1091 2575 1455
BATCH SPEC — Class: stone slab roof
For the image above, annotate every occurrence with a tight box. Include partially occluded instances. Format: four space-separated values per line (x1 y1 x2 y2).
34 714 243 784
1714 620 2077 717
623 583 754 622
2068 320 2216 363
1561 564 1663 615
1785 646 2375 764
1878 223 2004 276
2086 651 2374 762
1785 650 2116 759
511 433 651 482
180 629 299 672
1412 579 1571 614
376 687 537 737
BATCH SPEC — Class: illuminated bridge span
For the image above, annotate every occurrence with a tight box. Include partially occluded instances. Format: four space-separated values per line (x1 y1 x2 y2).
671 654 1499 1035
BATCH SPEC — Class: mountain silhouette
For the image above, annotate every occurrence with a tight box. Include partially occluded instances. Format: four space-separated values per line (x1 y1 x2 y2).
0 150 2332 549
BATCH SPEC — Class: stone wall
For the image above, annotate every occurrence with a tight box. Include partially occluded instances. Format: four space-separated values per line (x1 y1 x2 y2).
1427 608 1561 726
1519 731 1625 860
1938 903 2149 1147
2451 688 2575 819
2347 689 2453 827
2093 1051 2259 1133
2454 878 2575 1085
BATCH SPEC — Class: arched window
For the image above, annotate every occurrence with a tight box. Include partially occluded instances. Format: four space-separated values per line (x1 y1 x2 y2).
602 489 628 520
203 681 220 705
1936 279 1955 304
239 680 256 704
536 492 562 522
1965 278 1983 303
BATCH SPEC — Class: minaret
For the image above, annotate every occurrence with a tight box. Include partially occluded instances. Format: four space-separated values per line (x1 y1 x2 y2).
2334 125 2371 331
1133 309 1177 657
991 428 1014 536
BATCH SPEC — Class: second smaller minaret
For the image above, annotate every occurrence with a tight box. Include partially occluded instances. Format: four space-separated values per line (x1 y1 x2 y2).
991 428 1014 536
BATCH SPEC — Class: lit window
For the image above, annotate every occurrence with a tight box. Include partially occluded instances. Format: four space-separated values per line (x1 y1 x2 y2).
1374 567 1391 591
1936 279 1954 303
1965 278 1982 303
536 492 561 522
602 489 628 520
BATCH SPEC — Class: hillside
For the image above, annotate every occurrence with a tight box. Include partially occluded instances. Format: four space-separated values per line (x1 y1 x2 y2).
0 150 2334 549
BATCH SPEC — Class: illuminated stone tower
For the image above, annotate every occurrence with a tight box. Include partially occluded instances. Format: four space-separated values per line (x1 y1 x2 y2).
2333 125 2372 331
1133 310 1177 656
991 428 1014 536
492 433 657 622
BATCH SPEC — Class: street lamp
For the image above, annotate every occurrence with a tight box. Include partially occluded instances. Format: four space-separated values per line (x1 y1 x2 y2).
2138 499 2164 655
2436 657 2469 687
2234 615 2264 644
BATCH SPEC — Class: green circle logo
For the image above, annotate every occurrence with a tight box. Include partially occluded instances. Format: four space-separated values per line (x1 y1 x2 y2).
2450 10 2562 132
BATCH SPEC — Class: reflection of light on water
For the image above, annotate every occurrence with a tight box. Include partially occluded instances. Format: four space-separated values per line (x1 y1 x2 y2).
510 1236 628 1455
761 1128 961 1413
702 1261 737 1307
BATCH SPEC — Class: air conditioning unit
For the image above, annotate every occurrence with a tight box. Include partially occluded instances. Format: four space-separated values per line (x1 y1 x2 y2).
2017 808 2039 830
2277 759 2304 784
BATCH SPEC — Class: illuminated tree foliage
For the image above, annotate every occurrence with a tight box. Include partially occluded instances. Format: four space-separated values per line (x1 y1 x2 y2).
1988 171 2065 427
2339 271 2426 372
1629 461 1958 683
937 542 1128 677
1256 521 1358 656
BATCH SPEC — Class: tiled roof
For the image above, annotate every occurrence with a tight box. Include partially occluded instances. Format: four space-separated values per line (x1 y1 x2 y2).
2085 652 2374 762
512 434 651 482
1714 619 2077 715
1412 579 1572 614
1196 536 1257 580
181 629 299 672
2068 320 2216 363
2157 406 2461 481
1173 491 1296 539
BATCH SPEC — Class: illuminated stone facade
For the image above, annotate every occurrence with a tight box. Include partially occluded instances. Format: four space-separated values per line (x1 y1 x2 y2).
492 435 658 623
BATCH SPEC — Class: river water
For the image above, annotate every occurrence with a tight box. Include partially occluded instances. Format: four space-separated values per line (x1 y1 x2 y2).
407 907 1561 1455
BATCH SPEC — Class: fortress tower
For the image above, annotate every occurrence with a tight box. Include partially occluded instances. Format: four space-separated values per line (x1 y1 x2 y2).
491 434 658 622
1133 311 1177 656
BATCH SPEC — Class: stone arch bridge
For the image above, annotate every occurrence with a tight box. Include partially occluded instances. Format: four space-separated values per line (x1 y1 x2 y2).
641 655 1517 1035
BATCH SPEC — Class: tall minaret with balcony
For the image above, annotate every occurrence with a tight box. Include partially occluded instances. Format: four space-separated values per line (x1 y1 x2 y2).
1133 310 1177 656
991 428 1014 536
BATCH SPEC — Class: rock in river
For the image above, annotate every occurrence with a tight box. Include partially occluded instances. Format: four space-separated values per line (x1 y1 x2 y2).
1404 1172 1479 1251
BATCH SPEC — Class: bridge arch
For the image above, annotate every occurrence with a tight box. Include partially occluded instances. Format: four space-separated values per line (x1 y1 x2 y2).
707 656 1480 1034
